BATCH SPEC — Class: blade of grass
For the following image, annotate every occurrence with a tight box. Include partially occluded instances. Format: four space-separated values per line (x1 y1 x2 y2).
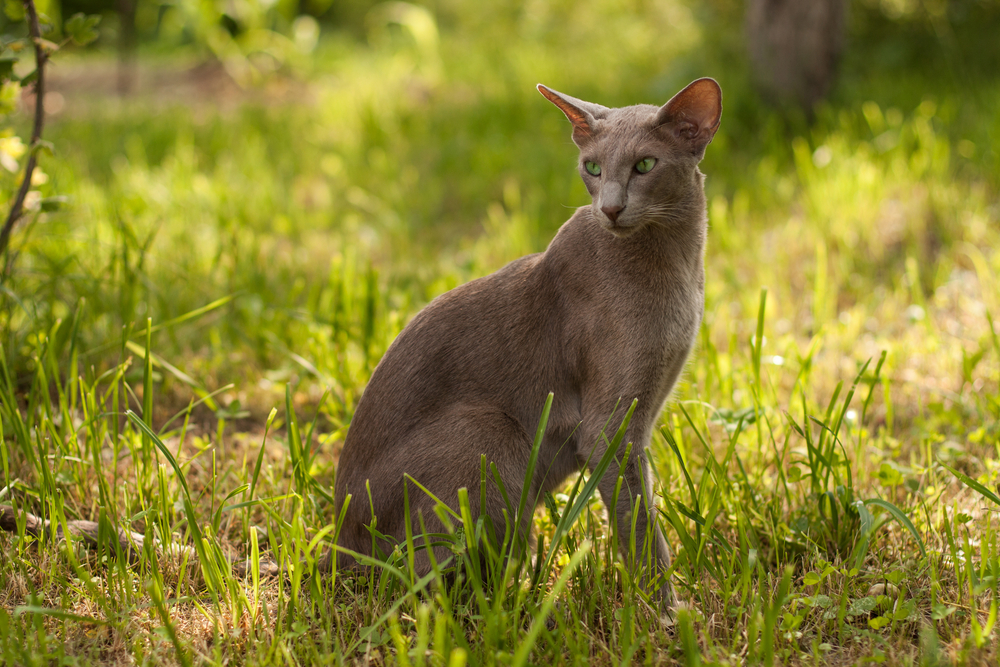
942 463 1000 507
863 498 927 559
512 540 591 667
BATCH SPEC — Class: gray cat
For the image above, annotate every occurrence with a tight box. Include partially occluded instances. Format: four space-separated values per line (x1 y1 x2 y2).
332 78 723 606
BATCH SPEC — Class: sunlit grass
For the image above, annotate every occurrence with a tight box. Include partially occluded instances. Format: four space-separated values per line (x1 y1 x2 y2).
1 4 999 664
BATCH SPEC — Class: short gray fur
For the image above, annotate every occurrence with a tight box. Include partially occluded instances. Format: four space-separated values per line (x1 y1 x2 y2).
332 78 723 607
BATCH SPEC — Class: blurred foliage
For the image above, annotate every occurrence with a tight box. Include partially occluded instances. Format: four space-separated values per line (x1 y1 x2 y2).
15 0 1000 92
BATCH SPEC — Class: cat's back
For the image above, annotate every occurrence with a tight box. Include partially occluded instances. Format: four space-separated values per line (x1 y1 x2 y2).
339 248 564 454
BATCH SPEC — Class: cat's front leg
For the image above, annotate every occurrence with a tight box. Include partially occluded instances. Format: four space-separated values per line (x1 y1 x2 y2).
582 415 676 611
606 442 675 610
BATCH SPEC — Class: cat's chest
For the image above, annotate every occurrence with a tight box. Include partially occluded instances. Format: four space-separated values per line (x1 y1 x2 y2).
625 284 701 354
564 271 702 384
603 260 702 337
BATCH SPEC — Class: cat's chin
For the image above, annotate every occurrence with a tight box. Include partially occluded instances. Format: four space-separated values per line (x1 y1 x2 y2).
600 220 645 239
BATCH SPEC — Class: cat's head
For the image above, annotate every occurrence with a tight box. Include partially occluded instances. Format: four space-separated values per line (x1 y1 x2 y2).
538 79 722 238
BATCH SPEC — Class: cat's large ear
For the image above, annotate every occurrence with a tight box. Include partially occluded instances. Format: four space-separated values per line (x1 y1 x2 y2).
654 78 723 158
537 84 609 145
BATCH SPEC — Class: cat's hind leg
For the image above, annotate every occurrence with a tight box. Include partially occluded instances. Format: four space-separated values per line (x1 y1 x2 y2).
400 406 537 579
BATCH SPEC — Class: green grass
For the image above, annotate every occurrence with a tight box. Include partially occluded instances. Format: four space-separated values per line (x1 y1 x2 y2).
1 2 1000 664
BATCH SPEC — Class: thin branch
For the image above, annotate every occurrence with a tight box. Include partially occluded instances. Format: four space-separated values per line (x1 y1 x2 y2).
0 0 48 258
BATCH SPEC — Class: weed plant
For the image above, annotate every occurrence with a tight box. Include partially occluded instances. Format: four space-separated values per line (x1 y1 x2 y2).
1 2 999 664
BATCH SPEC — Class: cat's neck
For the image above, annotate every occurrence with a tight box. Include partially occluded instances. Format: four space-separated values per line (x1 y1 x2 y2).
582 196 707 275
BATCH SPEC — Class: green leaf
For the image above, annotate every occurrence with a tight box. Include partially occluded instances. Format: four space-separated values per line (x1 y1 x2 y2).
847 596 878 617
780 612 803 631
803 571 822 586
807 594 833 608
4 0 24 22
893 599 916 621
884 570 904 585
65 13 101 46
876 461 903 487
868 615 890 630
40 196 69 212
0 55 18 82
931 602 957 620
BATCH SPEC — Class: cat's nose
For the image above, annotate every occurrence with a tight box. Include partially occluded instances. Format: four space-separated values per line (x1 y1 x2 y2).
602 204 624 222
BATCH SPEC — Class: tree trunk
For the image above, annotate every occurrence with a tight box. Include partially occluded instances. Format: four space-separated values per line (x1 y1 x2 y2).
746 0 847 112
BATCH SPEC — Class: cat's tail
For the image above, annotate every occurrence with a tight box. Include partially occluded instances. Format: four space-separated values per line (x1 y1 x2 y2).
0 504 281 577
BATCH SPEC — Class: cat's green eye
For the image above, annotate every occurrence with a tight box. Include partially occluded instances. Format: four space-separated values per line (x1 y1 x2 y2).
635 157 657 174
584 161 601 176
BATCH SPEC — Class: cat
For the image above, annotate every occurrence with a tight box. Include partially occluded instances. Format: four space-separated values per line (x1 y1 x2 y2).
0 79 722 608
331 78 722 607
